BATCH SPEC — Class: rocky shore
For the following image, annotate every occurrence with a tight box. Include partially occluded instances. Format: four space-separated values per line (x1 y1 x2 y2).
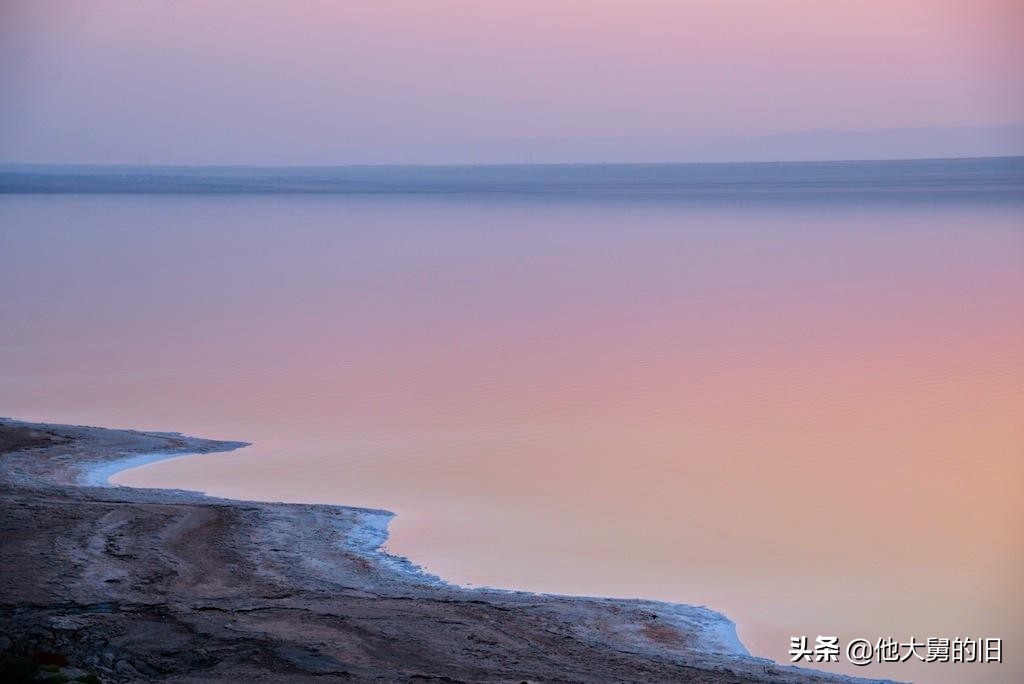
0 418 889 683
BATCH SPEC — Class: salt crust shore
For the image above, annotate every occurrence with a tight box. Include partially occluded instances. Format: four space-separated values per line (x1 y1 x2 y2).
0 417 897 683
93 450 751 658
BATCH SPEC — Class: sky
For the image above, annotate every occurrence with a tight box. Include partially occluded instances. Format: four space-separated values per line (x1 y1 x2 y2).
1 0 1023 164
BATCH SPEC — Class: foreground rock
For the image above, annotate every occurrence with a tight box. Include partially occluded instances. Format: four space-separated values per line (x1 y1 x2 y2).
0 418 886 683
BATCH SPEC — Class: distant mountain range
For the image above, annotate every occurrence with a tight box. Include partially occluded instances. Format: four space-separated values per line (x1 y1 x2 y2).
272 123 1024 165
2 124 1022 167
709 123 1024 163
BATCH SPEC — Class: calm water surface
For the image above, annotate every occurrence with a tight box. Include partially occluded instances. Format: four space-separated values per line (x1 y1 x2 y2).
2 173 1022 682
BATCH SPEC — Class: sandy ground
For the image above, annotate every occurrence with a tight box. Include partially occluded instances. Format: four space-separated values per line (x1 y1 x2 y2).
0 418 893 683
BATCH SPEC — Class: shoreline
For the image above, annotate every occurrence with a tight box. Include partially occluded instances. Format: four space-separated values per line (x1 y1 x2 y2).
100 446 745 636
98 442 749 653
96 445 458 591
85 450 237 489
1 417 893 683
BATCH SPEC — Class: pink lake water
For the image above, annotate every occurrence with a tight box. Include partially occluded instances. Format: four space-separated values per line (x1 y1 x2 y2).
2 167 1022 682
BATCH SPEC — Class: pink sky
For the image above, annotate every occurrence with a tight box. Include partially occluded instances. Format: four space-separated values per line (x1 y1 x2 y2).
1 0 1022 163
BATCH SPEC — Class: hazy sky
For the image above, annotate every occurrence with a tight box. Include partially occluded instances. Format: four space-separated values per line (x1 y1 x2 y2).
2 0 1023 164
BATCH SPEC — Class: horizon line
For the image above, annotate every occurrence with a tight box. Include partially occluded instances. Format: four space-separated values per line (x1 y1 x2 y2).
3 153 1024 171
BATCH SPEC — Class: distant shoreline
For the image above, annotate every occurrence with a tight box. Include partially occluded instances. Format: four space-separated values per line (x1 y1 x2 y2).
4 152 1023 170
2 156 1022 198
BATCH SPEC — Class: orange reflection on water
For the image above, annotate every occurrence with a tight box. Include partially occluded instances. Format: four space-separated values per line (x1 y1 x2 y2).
2 194 1021 683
